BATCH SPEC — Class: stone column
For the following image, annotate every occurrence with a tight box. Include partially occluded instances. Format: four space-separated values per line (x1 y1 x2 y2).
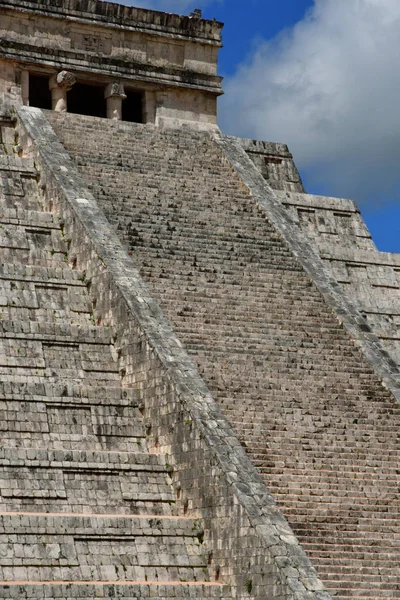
49 71 76 112
21 71 29 106
144 91 156 124
105 82 126 120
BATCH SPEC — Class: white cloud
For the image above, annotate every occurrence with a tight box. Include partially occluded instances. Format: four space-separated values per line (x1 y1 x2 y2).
219 0 400 204
122 0 214 14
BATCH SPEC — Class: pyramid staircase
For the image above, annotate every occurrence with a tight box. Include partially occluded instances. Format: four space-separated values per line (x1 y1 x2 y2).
0 112 227 599
46 111 400 599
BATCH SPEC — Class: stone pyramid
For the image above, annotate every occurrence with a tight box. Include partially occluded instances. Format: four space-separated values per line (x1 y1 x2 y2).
0 0 400 598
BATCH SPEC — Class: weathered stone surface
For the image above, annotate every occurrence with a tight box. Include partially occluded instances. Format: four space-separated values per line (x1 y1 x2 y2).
14 104 334 599
275 189 400 368
44 108 400 599
0 1 399 596
0 107 233 600
237 137 305 193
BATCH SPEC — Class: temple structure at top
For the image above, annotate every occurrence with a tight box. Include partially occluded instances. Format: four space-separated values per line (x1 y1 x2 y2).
0 0 223 129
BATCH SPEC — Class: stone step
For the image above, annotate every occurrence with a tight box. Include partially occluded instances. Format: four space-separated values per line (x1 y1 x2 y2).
0 320 119 383
48 111 400 599
0 398 144 451
0 381 136 405
318 567 400 580
128 237 294 259
147 278 331 302
0 208 61 229
192 346 371 364
288 511 400 524
180 336 365 356
241 444 400 462
239 429 400 445
241 422 400 438
323 578 400 590
295 552 400 573
0 262 87 285
0 582 228 599
0 447 175 515
326 583 400 596
285 503 400 517
0 513 208 583
250 439 399 458
270 486 400 504
0 381 145 450
279 498 400 515
293 522 400 538
0 319 113 342
252 420 400 437
311 555 399 568
263 470 400 486
0 155 36 175
301 540 400 554
330 594 400 599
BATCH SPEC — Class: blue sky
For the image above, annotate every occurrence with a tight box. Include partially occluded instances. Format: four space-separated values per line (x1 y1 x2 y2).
127 0 400 252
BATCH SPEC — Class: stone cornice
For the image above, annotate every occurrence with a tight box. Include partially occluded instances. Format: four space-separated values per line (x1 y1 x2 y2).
0 0 223 46
0 40 223 94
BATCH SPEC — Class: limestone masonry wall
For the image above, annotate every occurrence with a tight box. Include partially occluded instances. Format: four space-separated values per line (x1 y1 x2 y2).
0 59 20 104
46 110 400 599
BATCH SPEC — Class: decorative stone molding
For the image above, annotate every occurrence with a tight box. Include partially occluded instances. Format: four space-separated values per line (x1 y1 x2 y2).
49 71 76 112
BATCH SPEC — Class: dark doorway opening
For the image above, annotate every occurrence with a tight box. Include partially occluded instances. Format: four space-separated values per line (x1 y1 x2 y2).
67 83 106 118
122 90 143 123
29 74 51 109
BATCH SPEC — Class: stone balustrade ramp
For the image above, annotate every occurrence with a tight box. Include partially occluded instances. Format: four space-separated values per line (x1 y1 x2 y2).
276 189 400 367
47 110 400 599
0 114 227 599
